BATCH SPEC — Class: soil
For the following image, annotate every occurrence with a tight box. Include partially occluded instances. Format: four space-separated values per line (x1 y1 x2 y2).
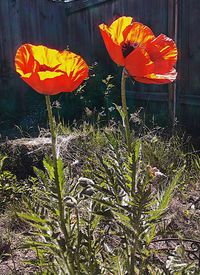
0 211 38 275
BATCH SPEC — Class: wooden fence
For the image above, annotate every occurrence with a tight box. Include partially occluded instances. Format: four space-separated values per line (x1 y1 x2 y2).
0 0 199 132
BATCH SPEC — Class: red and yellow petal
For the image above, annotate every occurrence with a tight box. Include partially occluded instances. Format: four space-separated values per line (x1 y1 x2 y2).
21 70 87 95
103 16 133 45
99 16 133 66
154 59 176 75
125 47 154 77
123 22 155 48
15 44 40 76
57 50 89 81
15 44 89 94
134 68 177 84
146 34 177 67
99 27 125 65
21 71 64 95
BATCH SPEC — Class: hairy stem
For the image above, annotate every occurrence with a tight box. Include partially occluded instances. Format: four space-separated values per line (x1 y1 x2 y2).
121 69 137 194
121 70 140 273
75 207 81 274
121 68 131 154
45 95 75 274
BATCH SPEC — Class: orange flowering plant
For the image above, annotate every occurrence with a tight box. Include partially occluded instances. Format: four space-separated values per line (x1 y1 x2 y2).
99 16 178 153
98 17 178 273
15 43 88 164
15 45 88 271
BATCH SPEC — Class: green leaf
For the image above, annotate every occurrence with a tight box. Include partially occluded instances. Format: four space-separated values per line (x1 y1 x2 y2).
57 158 65 191
145 224 156 244
25 241 58 250
113 104 125 126
92 198 116 210
18 212 47 224
159 166 184 211
43 157 54 181
113 211 130 223
0 155 7 171
148 166 184 222
134 139 141 163
33 167 48 187
91 215 101 230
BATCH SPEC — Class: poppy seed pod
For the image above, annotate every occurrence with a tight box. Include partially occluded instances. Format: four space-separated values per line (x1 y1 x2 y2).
64 196 77 208
78 177 94 188
81 187 95 197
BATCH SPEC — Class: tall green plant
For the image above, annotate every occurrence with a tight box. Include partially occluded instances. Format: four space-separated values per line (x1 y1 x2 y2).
85 129 184 274
18 96 104 274
82 59 184 273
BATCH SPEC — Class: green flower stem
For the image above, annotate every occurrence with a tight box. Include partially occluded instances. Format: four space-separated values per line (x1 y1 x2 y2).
121 68 131 154
45 95 75 275
75 207 81 274
121 68 136 194
130 218 140 274
121 70 139 273
88 200 94 274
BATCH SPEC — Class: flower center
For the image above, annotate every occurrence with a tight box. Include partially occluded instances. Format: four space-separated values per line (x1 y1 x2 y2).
122 41 139 58
40 64 53 72
39 63 62 73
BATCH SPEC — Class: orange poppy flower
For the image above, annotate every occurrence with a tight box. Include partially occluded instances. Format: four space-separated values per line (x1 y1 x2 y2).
99 16 177 84
15 44 89 95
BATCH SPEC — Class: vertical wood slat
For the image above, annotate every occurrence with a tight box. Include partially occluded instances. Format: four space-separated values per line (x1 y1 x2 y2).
167 0 176 123
64 0 114 15
179 0 190 97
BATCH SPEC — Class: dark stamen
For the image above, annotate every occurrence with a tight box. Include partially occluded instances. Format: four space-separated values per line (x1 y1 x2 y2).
40 64 51 72
122 41 139 58
39 64 61 72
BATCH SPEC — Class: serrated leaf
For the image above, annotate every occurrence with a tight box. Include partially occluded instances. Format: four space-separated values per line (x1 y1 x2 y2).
0 155 7 171
113 104 125 126
134 139 141 163
158 166 184 211
33 166 48 187
43 158 54 181
18 212 47 224
148 166 184 222
57 158 65 191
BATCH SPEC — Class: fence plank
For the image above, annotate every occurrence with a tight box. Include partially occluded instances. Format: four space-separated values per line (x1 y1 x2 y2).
0 0 200 131
63 0 115 15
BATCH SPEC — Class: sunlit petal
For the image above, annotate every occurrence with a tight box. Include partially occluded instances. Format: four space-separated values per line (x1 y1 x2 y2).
15 44 88 95
125 47 154 77
123 22 155 47
99 16 133 66
134 68 177 84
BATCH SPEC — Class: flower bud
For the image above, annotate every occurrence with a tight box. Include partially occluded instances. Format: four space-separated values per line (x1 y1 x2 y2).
64 196 77 208
78 177 94 187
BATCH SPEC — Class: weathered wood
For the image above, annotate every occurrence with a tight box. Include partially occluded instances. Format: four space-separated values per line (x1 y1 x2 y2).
167 0 178 124
127 91 168 102
0 0 200 131
63 0 115 15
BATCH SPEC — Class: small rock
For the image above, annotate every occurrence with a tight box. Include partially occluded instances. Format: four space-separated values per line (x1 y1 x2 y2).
0 135 75 179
